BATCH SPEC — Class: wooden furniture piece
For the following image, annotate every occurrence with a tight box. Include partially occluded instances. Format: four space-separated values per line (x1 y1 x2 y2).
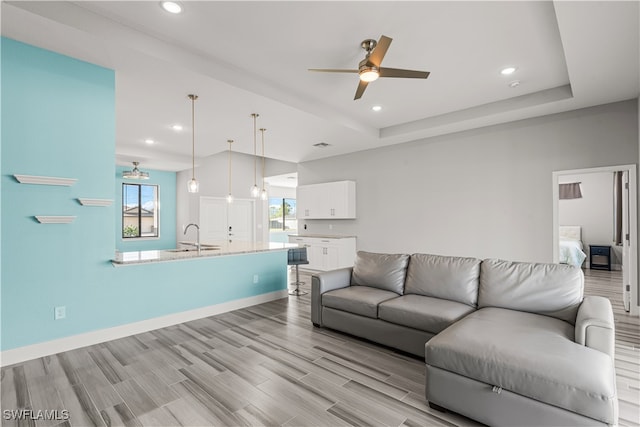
589 245 612 271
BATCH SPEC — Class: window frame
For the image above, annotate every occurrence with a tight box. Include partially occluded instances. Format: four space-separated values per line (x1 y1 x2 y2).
122 183 160 239
269 197 297 232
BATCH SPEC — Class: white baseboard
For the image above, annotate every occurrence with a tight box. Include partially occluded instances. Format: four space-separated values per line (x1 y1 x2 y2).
1 290 288 367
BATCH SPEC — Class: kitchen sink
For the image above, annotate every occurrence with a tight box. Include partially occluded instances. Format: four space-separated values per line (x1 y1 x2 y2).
166 246 220 252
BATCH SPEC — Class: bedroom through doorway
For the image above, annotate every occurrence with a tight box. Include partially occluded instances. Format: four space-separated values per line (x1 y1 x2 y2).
552 165 638 316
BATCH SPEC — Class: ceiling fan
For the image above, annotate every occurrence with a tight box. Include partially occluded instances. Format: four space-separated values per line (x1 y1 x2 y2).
309 35 430 100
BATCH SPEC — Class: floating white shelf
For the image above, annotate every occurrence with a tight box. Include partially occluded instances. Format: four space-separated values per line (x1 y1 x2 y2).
35 216 77 224
14 174 77 186
78 198 113 207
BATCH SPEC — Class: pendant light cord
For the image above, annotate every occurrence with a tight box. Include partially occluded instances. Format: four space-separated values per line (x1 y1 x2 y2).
252 113 258 186
228 140 233 193
260 128 266 189
189 94 198 180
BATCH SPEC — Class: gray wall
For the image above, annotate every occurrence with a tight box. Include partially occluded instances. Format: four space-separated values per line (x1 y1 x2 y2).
298 99 638 264
177 152 296 243
559 172 622 268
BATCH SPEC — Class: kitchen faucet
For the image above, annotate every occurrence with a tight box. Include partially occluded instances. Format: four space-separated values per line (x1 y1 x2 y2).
184 223 200 254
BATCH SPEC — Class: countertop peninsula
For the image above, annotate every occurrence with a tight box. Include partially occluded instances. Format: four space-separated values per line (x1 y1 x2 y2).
288 234 357 239
112 241 297 266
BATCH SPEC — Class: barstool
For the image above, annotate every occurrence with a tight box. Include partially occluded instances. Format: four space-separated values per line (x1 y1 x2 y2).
287 247 309 296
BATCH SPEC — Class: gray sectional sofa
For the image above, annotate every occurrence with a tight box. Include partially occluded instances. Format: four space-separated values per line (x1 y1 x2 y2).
311 251 618 427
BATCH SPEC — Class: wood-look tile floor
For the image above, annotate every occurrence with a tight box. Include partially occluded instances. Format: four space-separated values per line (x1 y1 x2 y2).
1 268 639 427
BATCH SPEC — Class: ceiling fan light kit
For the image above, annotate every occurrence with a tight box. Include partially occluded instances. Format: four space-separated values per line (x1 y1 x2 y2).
309 35 430 100
122 161 149 179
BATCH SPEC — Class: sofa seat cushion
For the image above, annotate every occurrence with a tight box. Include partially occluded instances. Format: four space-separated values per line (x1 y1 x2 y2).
425 307 617 424
379 295 475 334
322 286 399 319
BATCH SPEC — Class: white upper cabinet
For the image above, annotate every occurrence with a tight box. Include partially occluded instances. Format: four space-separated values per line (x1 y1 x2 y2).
297 180 356 219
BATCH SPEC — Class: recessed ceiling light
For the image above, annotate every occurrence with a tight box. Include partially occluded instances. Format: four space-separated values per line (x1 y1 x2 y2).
501 66 517 75
160 1 182 14
508 80 521 88
171 124 183 131
144 138 155 145
372 105 382 112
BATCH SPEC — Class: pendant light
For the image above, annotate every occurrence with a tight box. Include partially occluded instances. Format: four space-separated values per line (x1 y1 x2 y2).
259 127 268 201
122 161 149 179
187 94 199 193
250 113 260 197
226 139 234 203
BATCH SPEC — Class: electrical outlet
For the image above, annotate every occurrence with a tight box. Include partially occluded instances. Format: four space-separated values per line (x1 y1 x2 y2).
253 274 259 284
54 306 66 320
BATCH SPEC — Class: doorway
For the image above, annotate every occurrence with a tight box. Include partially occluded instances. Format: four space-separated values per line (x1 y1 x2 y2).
552 165 638 316
199 197 255 242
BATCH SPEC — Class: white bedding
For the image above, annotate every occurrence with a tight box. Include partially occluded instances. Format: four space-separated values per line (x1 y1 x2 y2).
559 237 586 267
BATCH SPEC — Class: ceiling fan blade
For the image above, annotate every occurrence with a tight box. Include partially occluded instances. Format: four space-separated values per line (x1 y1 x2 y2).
379 67 430 79
368 35 392 67
308 68 358 73
354 80 369 100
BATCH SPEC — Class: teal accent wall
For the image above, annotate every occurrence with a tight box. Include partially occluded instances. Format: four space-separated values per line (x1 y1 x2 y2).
115 166 177 251
1 38 286 352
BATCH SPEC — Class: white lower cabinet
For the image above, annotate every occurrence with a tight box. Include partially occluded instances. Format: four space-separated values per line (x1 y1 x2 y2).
288 236 356 271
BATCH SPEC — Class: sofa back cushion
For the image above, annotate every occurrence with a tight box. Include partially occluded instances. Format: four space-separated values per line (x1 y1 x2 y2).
352 251 410 295
405 254 481 307
479 259 584 324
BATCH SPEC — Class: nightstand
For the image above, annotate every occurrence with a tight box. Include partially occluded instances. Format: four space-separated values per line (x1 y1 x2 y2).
589 245 611 271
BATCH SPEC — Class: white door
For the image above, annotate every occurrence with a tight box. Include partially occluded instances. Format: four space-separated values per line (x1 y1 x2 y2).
228 199 254 242
200 197 255 243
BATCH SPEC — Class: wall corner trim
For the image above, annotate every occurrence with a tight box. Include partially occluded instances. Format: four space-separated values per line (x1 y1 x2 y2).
0 290 288 366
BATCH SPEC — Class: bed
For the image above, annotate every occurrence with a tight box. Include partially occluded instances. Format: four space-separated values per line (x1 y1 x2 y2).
559 226 587 267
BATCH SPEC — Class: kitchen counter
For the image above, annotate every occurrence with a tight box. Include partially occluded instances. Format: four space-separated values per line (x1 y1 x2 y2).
112 241 297 266
288 234 357 239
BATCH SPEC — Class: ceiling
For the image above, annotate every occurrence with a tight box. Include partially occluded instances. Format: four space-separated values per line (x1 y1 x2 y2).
2 1 638 172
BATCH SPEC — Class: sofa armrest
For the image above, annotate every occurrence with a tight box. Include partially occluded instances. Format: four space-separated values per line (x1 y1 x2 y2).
311 267 353 326
575 296 615 358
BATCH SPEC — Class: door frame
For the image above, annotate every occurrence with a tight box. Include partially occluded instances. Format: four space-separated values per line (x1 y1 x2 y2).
552 164 638 316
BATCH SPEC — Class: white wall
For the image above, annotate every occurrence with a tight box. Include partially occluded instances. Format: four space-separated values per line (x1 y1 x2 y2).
176 152 296 244
298 100 638 264
269 185 296 199
559 172 622 268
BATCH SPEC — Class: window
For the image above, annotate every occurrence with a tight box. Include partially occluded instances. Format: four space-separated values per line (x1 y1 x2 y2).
122 184 159 238
269 198 297 231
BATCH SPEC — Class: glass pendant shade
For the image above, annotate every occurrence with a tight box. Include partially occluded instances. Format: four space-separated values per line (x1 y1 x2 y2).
226 193 234 203
251 185 259 198
260 188 268 201
187 178 199 193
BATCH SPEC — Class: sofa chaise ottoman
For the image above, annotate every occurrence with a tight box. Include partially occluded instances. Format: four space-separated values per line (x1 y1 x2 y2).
425 258 617 426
